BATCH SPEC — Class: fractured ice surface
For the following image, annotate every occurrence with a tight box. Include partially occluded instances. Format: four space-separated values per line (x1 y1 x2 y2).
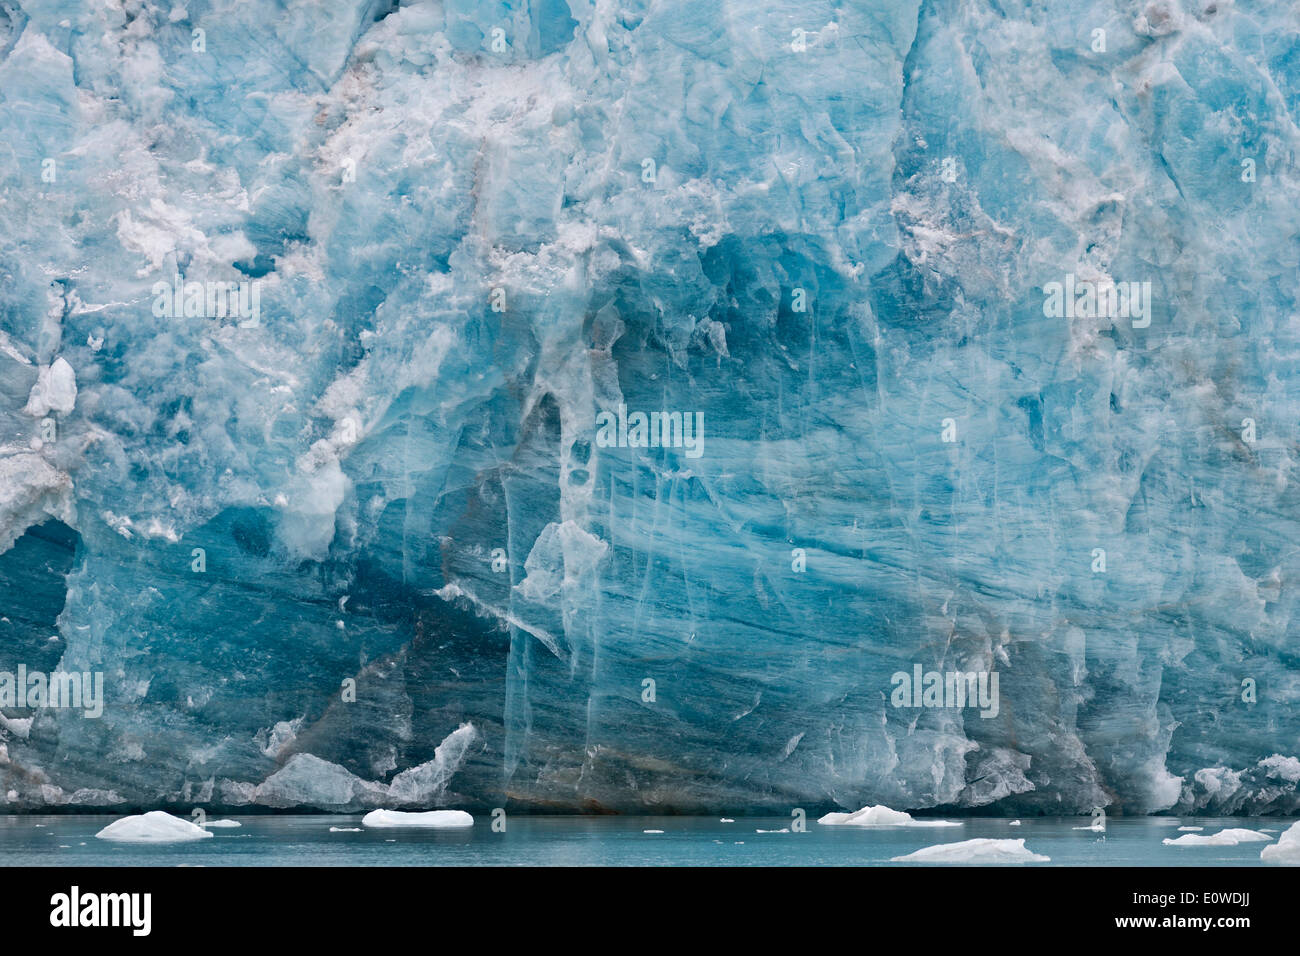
2 0 1300 814
236 722 479 810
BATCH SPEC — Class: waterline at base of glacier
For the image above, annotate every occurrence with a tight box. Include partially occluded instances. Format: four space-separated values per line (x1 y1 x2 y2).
6 815 1289 866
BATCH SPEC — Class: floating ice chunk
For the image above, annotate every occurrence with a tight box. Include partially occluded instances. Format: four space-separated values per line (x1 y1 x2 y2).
1073 823 1105 831
95 811 214 843
361 809 473 828
1162 828 1273 847
1009 820 1022 826
756 828 790 833
329 826 362 832
1260 822 1300 864
202 819 241 828
1177 826 1203 831
643 829 664 834
720 818 735 823
818 805 962 827
891 838 1050 864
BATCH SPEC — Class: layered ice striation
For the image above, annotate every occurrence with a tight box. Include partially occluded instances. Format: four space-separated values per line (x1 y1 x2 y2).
2 0 1300 815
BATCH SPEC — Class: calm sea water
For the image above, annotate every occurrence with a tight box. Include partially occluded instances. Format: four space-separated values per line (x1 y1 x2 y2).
0 815 1292 866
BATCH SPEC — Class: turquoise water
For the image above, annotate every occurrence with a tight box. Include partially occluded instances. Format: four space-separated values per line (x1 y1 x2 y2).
0 815 1292 866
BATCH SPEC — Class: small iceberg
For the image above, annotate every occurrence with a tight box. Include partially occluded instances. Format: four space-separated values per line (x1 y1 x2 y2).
361 809 473 829
203 819 241 828
720 818 735 823
643 829 664 834
1009 820 1021 826
818 805 961 827
96 811 214 843
329 826 362 832
891 838 1049 864
1162 828 1273 847
756 828 790 833
1177 826 1203 832
1260 822 1300 864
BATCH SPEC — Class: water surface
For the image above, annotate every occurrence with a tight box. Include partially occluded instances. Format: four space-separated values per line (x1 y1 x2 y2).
1 815 1291 866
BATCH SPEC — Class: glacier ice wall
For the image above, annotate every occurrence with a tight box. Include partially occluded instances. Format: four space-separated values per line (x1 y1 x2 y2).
1 0 1300 815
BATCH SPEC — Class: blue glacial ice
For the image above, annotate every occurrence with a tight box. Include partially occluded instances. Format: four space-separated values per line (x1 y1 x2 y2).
2 0 1300 816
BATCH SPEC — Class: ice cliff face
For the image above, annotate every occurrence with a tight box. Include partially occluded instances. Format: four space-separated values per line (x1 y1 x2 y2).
2 0 1299 815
